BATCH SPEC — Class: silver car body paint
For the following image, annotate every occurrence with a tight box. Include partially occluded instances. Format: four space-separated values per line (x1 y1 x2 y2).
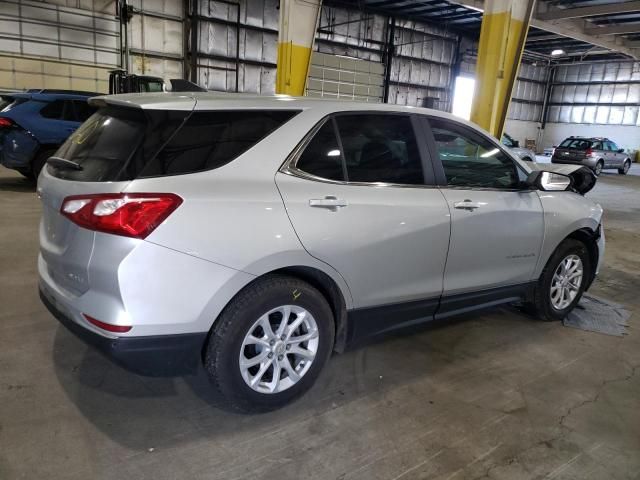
509 146 537 162
38 93 604 340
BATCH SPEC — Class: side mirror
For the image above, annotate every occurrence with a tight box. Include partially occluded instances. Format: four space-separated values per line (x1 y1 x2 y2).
618 148 625 153
526 171 572 191
513 140 520 148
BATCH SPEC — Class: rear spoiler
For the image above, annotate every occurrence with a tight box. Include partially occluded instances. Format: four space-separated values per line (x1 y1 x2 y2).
87 94 197 112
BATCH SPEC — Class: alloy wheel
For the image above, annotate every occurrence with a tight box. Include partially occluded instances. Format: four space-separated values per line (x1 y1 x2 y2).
550 254 583 310
239 305 319 394
623 161 630 174
595 162 603 176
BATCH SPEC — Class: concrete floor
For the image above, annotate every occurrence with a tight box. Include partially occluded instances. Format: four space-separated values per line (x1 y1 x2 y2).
1 164 638 480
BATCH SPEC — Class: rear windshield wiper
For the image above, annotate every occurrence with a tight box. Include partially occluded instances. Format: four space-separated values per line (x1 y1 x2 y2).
47 156 83 171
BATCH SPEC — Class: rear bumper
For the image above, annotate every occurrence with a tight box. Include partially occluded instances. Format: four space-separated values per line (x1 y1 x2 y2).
40 285 206 376
551 157 597 169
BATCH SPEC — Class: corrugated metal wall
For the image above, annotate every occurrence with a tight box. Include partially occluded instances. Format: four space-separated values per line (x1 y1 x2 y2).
0 0 118 92
128 0 184 80
510 62 548 122
548 62 640 126
389 19 455 109
315 5 456 109
195 0 278 94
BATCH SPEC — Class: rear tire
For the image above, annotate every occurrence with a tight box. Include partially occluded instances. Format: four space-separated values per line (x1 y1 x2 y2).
523 239 591 322
204 274 335 413
618 160 631 175
594 160 604 176
31 148 57 179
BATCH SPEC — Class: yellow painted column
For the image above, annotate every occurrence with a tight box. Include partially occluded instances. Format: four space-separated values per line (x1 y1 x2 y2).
276 0 322 95
470 0 535 138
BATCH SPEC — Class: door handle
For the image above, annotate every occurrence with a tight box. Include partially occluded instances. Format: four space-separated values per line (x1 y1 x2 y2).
309 196 348 211
453 199 481 211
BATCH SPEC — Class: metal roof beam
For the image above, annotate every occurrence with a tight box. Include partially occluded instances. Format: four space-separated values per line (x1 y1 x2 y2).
446 0 638 59
537 1 640 21
584 22 640 36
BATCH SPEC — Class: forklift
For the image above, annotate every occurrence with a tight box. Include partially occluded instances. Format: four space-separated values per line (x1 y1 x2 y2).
108 70 206 95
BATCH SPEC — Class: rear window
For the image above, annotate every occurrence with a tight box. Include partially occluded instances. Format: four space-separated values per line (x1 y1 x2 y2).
49 108 299 182
0 96 28 112
559 138 593 149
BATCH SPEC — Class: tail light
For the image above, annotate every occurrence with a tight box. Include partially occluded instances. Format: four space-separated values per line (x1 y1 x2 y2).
0 117 15 128
585 148 593 156
83 313 132 333
60 193 182 239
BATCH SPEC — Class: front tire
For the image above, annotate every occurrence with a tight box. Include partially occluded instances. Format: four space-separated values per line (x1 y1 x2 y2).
618 160 631 175
524 239 591 321
204 274 335 413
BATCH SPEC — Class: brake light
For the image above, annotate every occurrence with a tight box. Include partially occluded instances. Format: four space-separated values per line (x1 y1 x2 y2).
60 193 182 239
0 117 15 128
585 148 593 156
83 313 132 333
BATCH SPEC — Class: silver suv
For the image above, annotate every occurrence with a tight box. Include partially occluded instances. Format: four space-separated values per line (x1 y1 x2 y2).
38 93 604 412
552 136 632 176
501 132 536 162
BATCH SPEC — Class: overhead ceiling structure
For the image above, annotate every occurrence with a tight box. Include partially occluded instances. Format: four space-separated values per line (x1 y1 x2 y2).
327 0 640 60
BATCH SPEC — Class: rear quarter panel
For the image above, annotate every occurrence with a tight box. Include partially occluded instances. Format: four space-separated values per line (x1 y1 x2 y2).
126 106 354 308
534 191 603 277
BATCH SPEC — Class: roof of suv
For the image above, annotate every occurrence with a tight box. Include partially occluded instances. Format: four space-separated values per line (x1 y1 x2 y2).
89 92 454 119
5 90 101 102
565 136 609 142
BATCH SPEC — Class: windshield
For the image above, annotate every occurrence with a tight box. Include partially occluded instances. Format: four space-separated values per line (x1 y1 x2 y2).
559 138 593 149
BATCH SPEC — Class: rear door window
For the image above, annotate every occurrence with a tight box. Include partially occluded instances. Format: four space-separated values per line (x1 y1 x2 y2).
295 120 345 181
336 114 423 185
605 141 619 151
295 113 424 185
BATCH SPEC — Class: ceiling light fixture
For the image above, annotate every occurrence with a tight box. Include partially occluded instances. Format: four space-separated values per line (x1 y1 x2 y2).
551 49 565 56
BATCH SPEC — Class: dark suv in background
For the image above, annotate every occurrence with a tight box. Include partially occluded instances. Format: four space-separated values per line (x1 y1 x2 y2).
0 90 98 179
551 136 632 176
